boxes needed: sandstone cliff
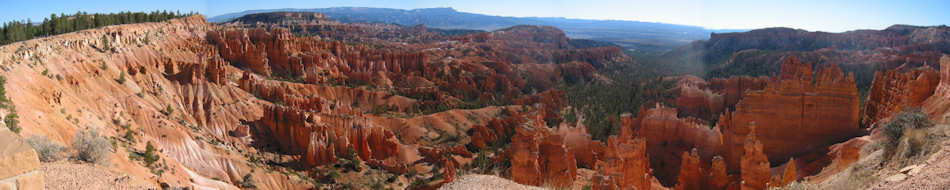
[861,67,939,127]
[923,55,950,121]
[719,57,861,169]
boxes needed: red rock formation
[674,149,702,190]
[621,104,722,185]
[255,105,407,172]
[672,75,768,121]
[923,55,950,121]
[719,57,861,169]
[508,121,578,188]
[538,134,578,187]
[592,136,655,190]
[163,56,229,85]
[806,136,871,183]
[770,158,798,188]
[706,156,732,190]
[681,26,950,79]
[707,76,769,110]
[740,128,769,190]
[861,67,939,127]
[555,125,605,169]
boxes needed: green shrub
[5,112,19,134]
[123,130,135,142]
[239,173,256,188]
[116,72,126,84]
[143,141,159,167]
[161,105,173,116]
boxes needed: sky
[1,0,948,32]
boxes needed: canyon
[0,10,949,190]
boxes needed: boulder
[0,127,44,190]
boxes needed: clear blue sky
[1,0,948,32]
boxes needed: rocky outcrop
[861,67,939,127]
[806,136,871,183]
[254,105,407,172]
[0,127,44,190]
[0,12,635,190]
[770,158,798,188]
[673,82,724,121]
[672,75,768,121]
[508,115,578,188]
[555,125,605,169]
[678,25,950,71]
[740,128,769,190]
[621,105,722,184]
[706,156,732,190]
[923,55,950,121]
[719,57,861,168]
[707,76,769,111]
[592,136,655,190]
[674,149,702,190]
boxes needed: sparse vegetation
[467,150,493,174]
[4,112,19,134]
[582,184,593,190]
[769,181,816,190]
[161,105,174,116]
[0,76,19,134]
[116,72,127,84]
[122,130,135,142]
[26,136,66,162]
[820,108,948,189]
[240,173,257,188]
[100,34,113,53]
[143,141,159,167]
[72,128,113,164]
[880,108,936,161]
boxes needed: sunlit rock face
[861,67,938,127]
[923,55,950,121]
[718,57,861,169]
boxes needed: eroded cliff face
[672,75,768,121]
[591,136,656,190]
[676,25,950,79]
[0,13,632,189]
[0,15,302,189]
[603,57,868,189]
[923,55,950,121]
[740,129,770,190]
[861,67,939,127]
[719,57,861,169]
[620,105,723,185]
[509,120,579,187]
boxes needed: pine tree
[143,141,159,167]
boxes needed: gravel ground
[40,161,155,190]
[439,174,549,190]
[874,138,950,190]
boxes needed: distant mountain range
[208,7,746,52]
